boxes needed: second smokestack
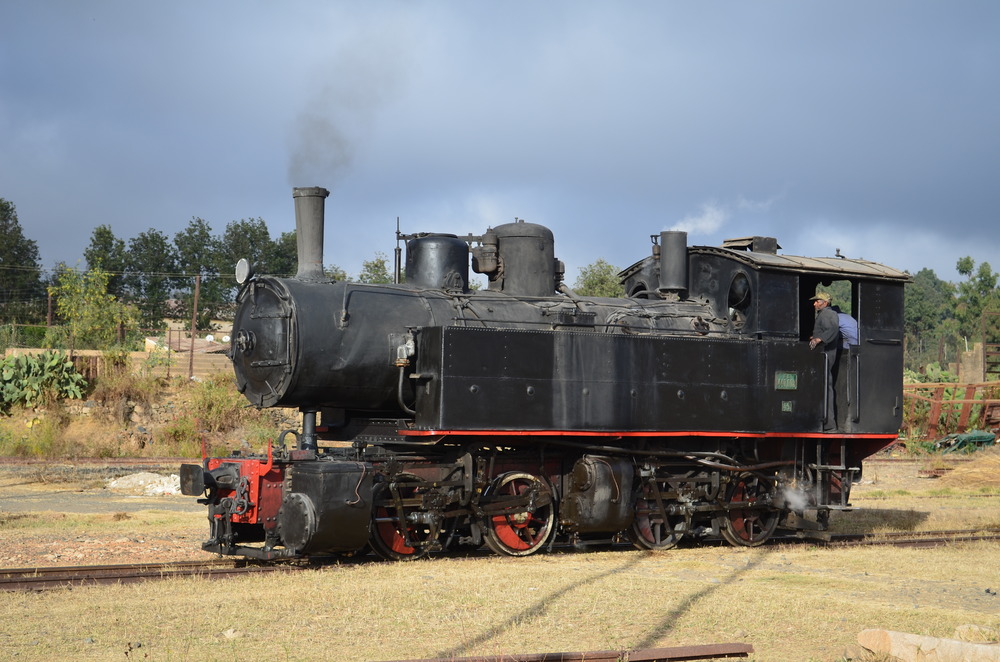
[658,230,688,293]
[292,186,330,280]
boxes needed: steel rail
[0,457,191,466]
[379,642,754,661]
[824,529,1000,548]
[0,559,296,592]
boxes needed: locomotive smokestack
[658,230,688,293]
[293,186,330,280]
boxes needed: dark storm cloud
[1,1,997,284]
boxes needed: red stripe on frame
[396,429,896,440]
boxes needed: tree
[954,257,1000,338]
[903,268,959,371]
[0,198,46,323]
[824,280,853,315]
[270,230,298,277]
[357,251,392,284]
[47,265,139,349]
[124,229,178,330]
[215,218,276,277]
[573,259,622,297]
[174,218,228,330]
[83,225,127,298]
[325,264,349,281]
[904,269,955,338]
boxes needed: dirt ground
[0,463,213,567]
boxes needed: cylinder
[658,230,688,293]
[405,234,469,291]
[293,187,330,281]
[487,221,556,297]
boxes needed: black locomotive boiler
[180,186,908,560]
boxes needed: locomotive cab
[619,234,907,437]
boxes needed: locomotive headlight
[235,258,254,285]
[179,463,206,496]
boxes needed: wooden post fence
[903,382,1000,440]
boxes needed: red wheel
[369,476,437,561]
[718,473,779,547]
[483,473,555,557]
[628,497,689,551]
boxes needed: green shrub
[0,324,16,352]
[0,411,67,458]
[89,355,163,422]
[142,345,174,376]
[239,420,283,448]
[0,423,14,454]
[0,351,87,414]
[41,325,71,350]
[189,374,246,433]
[157,416,199,449]
[155,415,233,458]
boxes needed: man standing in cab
[809,291,840,432]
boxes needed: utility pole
[188,275,201,380]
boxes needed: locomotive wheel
[483,473,555,557]
[718,472,779,547]
[369,476,437,561]
[627,498,690,551]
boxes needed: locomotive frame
[181,187,909,560]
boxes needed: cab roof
[690,245,911,281]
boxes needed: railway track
[381,642,755,661]
[0,457,191,468]
[5,529,999,592]
[0,559,300,592]
[767,528,1000,548]
[825,528,1000,549]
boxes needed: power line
[0,263,248,279]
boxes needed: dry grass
[2,457,999,661]
[0,509,197,534]
[834,490,1000,534]
[827,462,1000,536]
[939,447,1000,490]
[2,461,1000,662]
[2,543,999,661]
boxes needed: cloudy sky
[2,1,998,284]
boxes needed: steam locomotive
[180,187,908,560]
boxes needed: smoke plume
[287,23,410,188]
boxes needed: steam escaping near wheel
[780,486,812,513]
